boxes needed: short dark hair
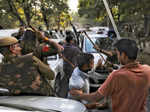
[114,39,138,60]
[77,53,94,69]
[108,30,117,38]
[65,35,73,43]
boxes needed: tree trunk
[144,15,150,37]
[41,6,50,30]
[57,16,60,30]
[23,6,31,25]
[6,0,25,25]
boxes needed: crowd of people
[0,25,150,112]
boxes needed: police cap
[0,37,18,47]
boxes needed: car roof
[84,32,108,39]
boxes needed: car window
[84,36,113,53]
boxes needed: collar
[76,67,89,79]
[121,61,139,69]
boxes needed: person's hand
[36,30,46,40]
[58,53,63,58]
[96,102,109,109]
[29,25,46,40]
[96,58,103,69]
[97,58,103,66]
[93,45,100,51]
[85,102,99,109]
[49,39,64,52]
[29,25,38,32]
[57,44,64,53]
[69,89,83,97]
[85,102,108,109]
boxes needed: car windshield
[85,36,114,53]
[85,38,97,53]
[85,36,111,53]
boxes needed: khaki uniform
[20,29,37,55]
[20,29,58,61]
[33,43,58,64]
[0,53,55,96]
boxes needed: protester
[70,38,150,112]
[68,53,101,110]
[57,34,81,98]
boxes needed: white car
[0,96,87,112]
[79,32,108,66]
[89,26,109,36]
[0,29,19,37]
[79,32,113,92]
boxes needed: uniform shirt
[98,62,150,112]
[68,67,89,104]
[33,43,58,64]
[1,54,54,96]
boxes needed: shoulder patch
[42,45,50,52]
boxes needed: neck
[124,59,136,65]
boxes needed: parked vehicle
[0,29,19,37]
[89,26,109,36]
[79,32,113,92]
[0,96,87,112]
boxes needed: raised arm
[30,25,64,53]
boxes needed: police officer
[20,27,64,64]
[0,36,55,96]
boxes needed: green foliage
[0,0,69,29]
[78,0,150,37]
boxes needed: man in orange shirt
[70,38,150,112]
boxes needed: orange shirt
[98,62,150,112]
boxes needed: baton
[30,25,76,68]
[82,31,118,68]
[59,53,75,69]
[83,31,107,63]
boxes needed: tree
[0,0,69,29]
[78,0,150,37]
